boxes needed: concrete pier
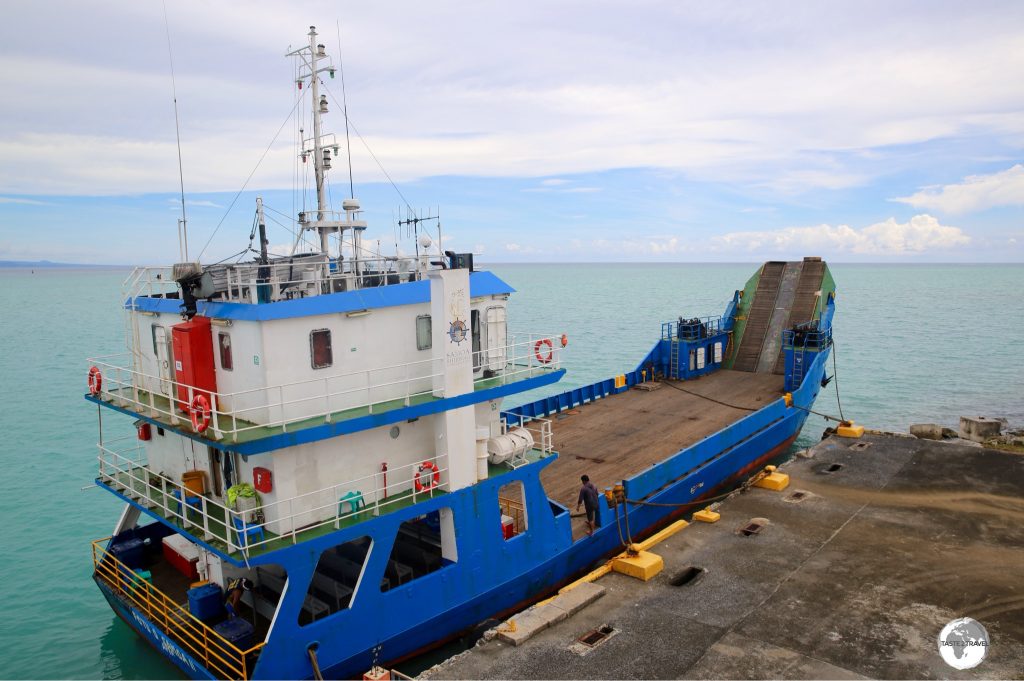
[422,431,1024,679]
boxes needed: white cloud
[504,243,522,252]
[0,197,48,205]
[893,165,1024,214]
[712,214,969,255]
[3,3,1024,195]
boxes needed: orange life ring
[534,338,554,364]
[414,461,441,492]
[560,333,568,348]
[190,394,211,433]
[88,366,103,395]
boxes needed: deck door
[484,305,508,373]
[154,326,174,395]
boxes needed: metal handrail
[97,441,450,555]
[87,333,562,441]
[661,316,723,341]
[498,415,554,458]
[92,537,265,679]
[782,326,832,349]
[123,256,434,305]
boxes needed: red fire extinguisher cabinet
[253,467,273,493]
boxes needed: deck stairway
[773,258,826,374]
[731,261,785,372]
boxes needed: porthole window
[311,329,333,369]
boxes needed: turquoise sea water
[1,263,1022,679]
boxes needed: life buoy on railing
[414,460,441,492]
[190,394,211,433]
[88,366,103,395]
[534,338,554,364]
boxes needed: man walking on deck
[576,475,601,537]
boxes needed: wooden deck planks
[539,370,784,518]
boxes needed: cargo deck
[539,370,784,539]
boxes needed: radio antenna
[163,0,189,261]
[335,20,355,199]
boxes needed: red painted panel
[172,316,218,411]
[253,467,272,493]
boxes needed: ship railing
[782,325,832,349]
[123,265,178,301]
[498,414,555,461]
[86,334,563,441]
[96,438,450,555]
[661,315,723,341]
[123,255,432,305]
[92,536,265,679]
[498,496,527,535]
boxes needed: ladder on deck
[790,346,807,388]
[669,340,681,379]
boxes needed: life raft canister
[414,460,441,492]
[534,338,554,364]
[190,393,211,433]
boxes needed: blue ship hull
[95,279,837,680]
[246,345,826,679]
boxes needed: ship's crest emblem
[447,317,468,345]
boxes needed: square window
[416,315,431,351]
[311,329,333,369]
[218,332,233,371]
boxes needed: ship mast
[288,26,367,267]
[308,27,329,253]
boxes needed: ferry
[85,27,839,680]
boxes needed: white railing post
[161,477,169,517]
[324,378,331,423]
[212,401,221,440]
[227,509,236,553]
[289,499,296,544]
[201,497,211,540]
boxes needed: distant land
[0,260,130,269]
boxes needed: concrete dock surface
[422,431,1024,679]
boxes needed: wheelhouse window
[218,332,233,371]
[416,315,432,351]
[310,329,333,369]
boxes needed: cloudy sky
[1,1,1022,263]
